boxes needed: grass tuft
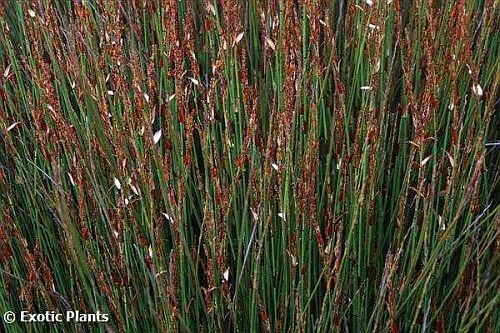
[0,0,498,332]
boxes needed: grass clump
[0,0,498,332]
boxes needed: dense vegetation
[0,0,498,331]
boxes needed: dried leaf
[113,177,122,190]
[234,32,245,45]
[3,64,11,78]
[472,83,483,97]
[222,268,229,282]
[420,155,432,167]
[265,38,276,51]
[7,122,19,131]
[153,129,162,144]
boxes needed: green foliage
[0,0,498,332]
